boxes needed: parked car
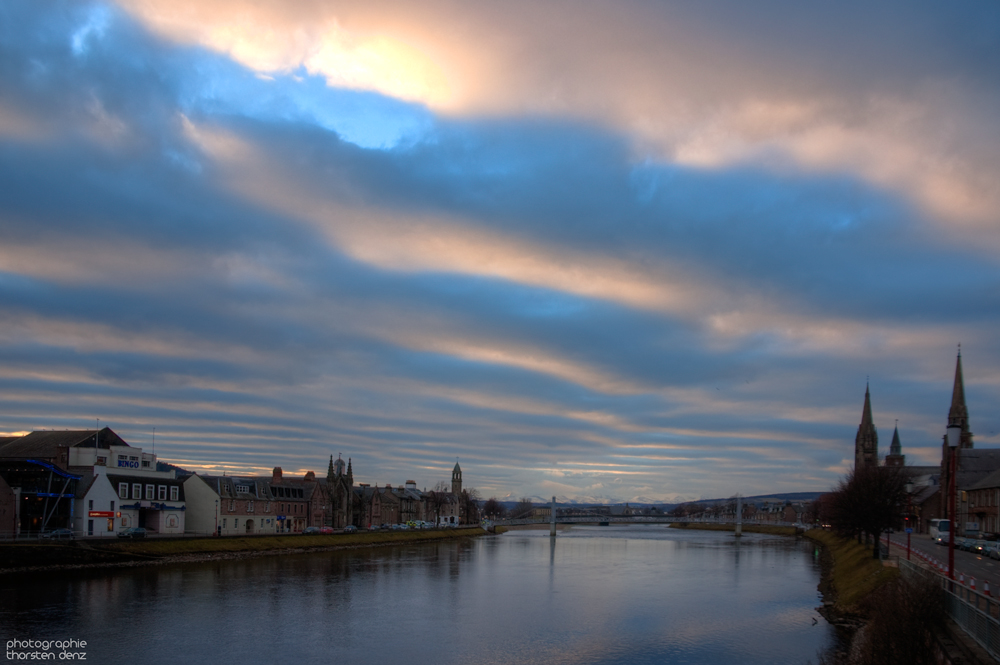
[41,528,74,540]
[302,526,321,535]
[343,525,357,534]
[974,539,989,555]
[319,527,335,534]
[117,527,146,539]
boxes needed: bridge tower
[735,495,742,538]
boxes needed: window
[265,501,270,513]
[145,484,154,500]
[142,461,150,468]
[119,483,128,498]
[229,500,235,511]
[170,486,178,501]
[132,483,142,499]
[158,486,167,501]
[166,514,178,528]
[88,500,93,511]
[129,456,138,462]
[236,484,250,494]
[110,501,114,512]
[248,501,254,513]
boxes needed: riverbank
[803,529,898,613]
[0,527,492,575]
[670,522,801,537]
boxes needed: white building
[69,428,185,537]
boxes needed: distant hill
[157,460,191,476]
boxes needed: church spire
[948,349,973,449]
[861,383,874,429]
[885,421,905,467]
[949,350,968,427]
[855,383,878,469]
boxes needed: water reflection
[0,526,831,664]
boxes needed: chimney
[385,484,392,489]
[272,467,282,483]
[303,471,315,481]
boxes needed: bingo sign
[118,458,140,468]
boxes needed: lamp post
[947,424,961,580]
[214,499,219,537]
[904,482,913,561]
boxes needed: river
[1,525,833,664]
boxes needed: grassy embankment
[0,527,491,572]
[804,528,898,611]
[671,523,897,610]
[669,522,800,537]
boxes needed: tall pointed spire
[861,383,874,428]
[855,383,878,469]
[949,350,968,426]
[948,348,973,449]
[885,421,905,467]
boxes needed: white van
[929,518,950,543]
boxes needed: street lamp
[904,482,913,561]
[214,499,219,537]
[947,423,962,580]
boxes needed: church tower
[947,350,973,449]
[452,462,462,495]
[327,454,353,529]
[885,423,905,467]
[854,384,878,469]
[940,349,973,519]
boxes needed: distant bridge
[496,514,802,528]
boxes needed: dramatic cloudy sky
[1,0,999,503]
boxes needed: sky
[1,0,999,504]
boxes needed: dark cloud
[0,0,998,500]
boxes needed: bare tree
[826,464,909,558]
[425,480,452,525]
[461,488,481,524]
[511,497,534,519]
[482,497,507,519]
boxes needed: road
[885,532,1000,591]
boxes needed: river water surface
[1,526,833,664]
